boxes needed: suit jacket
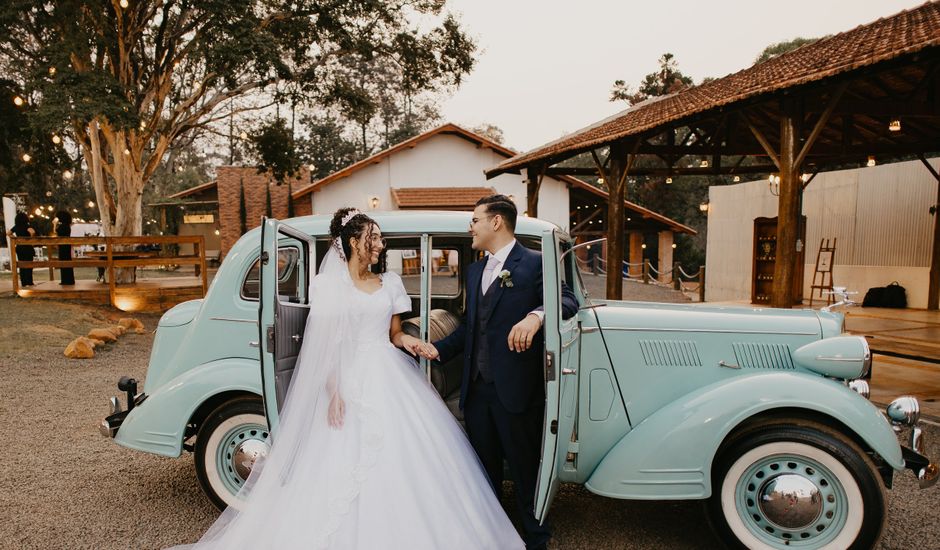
[434,241,579,414]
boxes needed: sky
[439,0,927,152]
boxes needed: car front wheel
[194,397,270,510]
[707,421,886,549]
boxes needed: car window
[384,246,460,297]
[241,247,301,301]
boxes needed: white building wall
[706,157,938,308]
[309,133,570,229]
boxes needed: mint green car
[100,212,936,549]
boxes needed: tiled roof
[168,180,217,199]
[391,187,496,210]
[488,1,940,176]
[292,123,515,199]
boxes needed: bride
[175,208,524,549]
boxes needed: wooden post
[920,155,940,310]
[107,237,116,308]
[198,236,208,296]
[9,235,18,295]
[606,141,630,300]
[642,261,650,284]
[629,231,643,276]
[525,165,543,218]
[772,103,801,309]
[699,266,706,302]
[673,262,681,291]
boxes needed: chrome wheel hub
[232,438,269,480]
[757,474,822,530]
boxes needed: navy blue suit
[434,241,578,549]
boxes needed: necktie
[481,254,500,294]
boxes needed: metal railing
[576,254,705,302]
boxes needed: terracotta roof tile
[391,187,496,210]
[488,2,940,176]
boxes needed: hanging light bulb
[240,131,248,140]
[597,177,605,185]
[119,0,129,7]
[671,243,677,249]
[51,135,61,144]
[21,153,31,162]
[63,170,73,180]
[34,207,43,216]
[48,66,56,76]
[888,119,901,132]
[123,148,131,156]
[13,95,24,106]
[665,177,673,184]
[867,156,876,167]
[88,200,95,208]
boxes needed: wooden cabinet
[752,216,806,305]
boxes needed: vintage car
[100,211,936,549]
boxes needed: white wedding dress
[175,246,524,550]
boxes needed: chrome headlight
[886,396,920,427]
[792,335,869,379]
[848,379,870,399]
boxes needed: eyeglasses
[470,215,493,228]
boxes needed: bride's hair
[329,207,387,274]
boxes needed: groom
[426,194,578,550]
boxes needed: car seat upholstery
[401,309,463,421]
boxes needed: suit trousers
[464,377,551,549]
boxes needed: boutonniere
[497,269,513,288]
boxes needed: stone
[110,325,127,336]
[65,338,95,359]
[119,318,145,334]
[88,328,118,343]
[81,337,104,348]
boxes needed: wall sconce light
[699,202,710,214]
[768,174,781,196]
[700,159,709,168]
[214,229,220,236]
[665,177,673,184]
[369,196,380,210]
[888,119,901,132]
[597,178,605,185]
[867,156,876,167]
[641,243,647,249]
[733,175,740,182]
[671,243,677,249]
[88,200,95,208]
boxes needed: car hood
[590,300,822,336]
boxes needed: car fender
[585,371,902,500]
[114,358,261,457]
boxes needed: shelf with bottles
[753,294,772,303]
[755,274,775,282]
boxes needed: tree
[471,123,505,144]
[754,37,821,65]
[610,53,694,106]
[249,118,302,184]
[298,115,359,180]
[0,0,475,282]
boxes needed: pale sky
[440,0,927,152]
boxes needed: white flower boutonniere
[497,269,513,288]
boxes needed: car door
[259,217,316,432]
[534,229,581,522]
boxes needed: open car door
[259,218,316,433]
[534,229,581,523]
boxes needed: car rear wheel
[707,421,886,549]
[194,397,270,510]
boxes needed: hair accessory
[341,209,360,227]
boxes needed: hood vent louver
[639,340,702,367]
[732,342,794,370]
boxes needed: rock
[64,338,95,359]
[110,325,127,336]
[88,328,118,343]
[119,318,145,334]
[81,337,104,348]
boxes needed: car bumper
[99,376,147,438]
[885,396,938,489]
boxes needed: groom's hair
[476,194,517,232]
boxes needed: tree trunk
[772,103,800,308]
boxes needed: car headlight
[886,396,920,427]
[792,335,869,379]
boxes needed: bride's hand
[417,342,439,360]
[400,334,423,356]
[328,394,345,429]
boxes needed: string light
[665,177,673,184]
[123,148,131,156]
[700,159,709,168]
[597,177,605,185]
[51,135,61,144]
[13,96,24,106]
[671,243,677,249]
[63,170,73,180]
[21,153,31,162]
[240,131,248,140]
[88,200,95,208]
[119,0,128,7]
[48,66,56,76]
[733,175,740,182]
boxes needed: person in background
[7,212,36,287]
[54,210,75,285]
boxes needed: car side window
[241,247,301,301]
[384,246,461,297]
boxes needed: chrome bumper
[98,376,146,438]
[886,396,938,489]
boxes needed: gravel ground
[1,295,937,549]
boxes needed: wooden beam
[772,101,801,308]
[571,208,603,233]
[526,165,545,218]
[794,84,847,169]
[919,154,940,310]
[742,112,781,170]
[605,140,632,300]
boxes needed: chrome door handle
[248,341,260,348]
[718,360,740,369]
[562,368,577,375]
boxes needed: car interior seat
[401,309,463,421]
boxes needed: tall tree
[0,0,475,281]
[610,53,694,106]
[754,37,821,65]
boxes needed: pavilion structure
[486,2,940,308]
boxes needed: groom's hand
[508,313,541,352]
